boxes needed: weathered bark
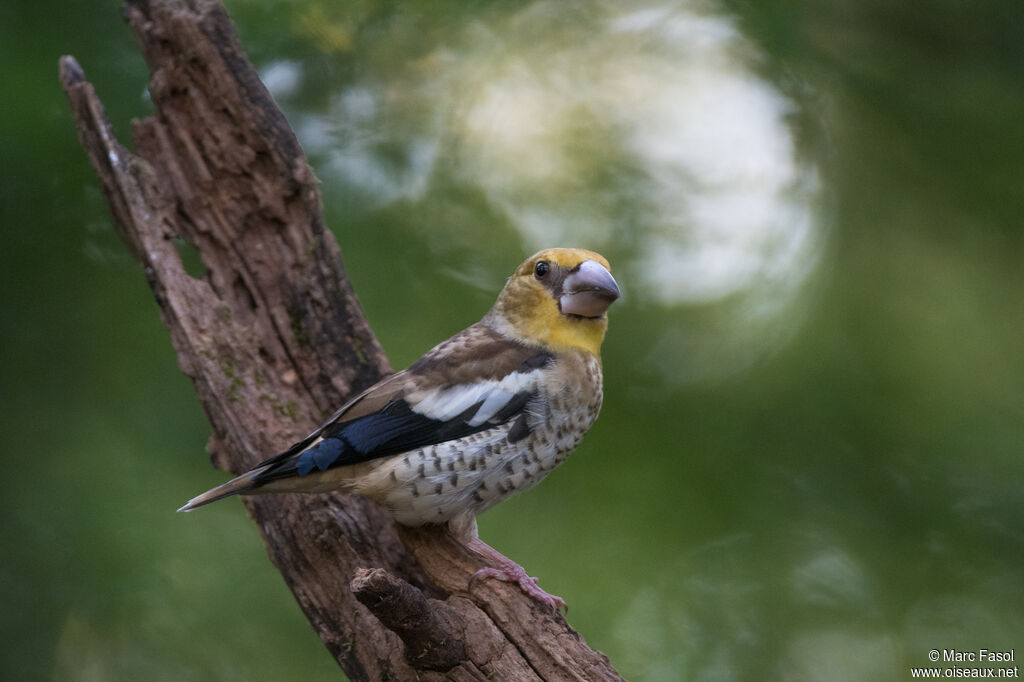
[59,0,624,680]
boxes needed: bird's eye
[534,261,550,279]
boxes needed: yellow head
[485,248,620,356]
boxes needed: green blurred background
[3,0,1023,680]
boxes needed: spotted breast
[350,345,604,527]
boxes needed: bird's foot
[469,563,567,612]
[459,531,567,611]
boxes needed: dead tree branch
[59,0,624,679]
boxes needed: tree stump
[59,0,624,679]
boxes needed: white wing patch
[408,371,538,425]
[468,388,516,426]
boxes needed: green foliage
[3,0,1023,680]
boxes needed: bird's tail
[177,466,268,512]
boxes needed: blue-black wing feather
[253,391,533,484]
[248,329,551,486]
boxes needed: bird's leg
[465,536,567,612]
[447,513,566,611]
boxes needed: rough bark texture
[59,0,624,680]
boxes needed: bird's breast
[356,352,604,526]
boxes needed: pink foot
[470,564,567,612]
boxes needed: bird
[178,247,620,609]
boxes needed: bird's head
[485,248,620,356]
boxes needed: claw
[470,564,567,612]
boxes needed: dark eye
[534,260,550,279]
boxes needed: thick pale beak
[560,260,621,318]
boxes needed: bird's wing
[252,323,552,484]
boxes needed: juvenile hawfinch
[180,248,620,608]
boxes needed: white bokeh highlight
[271,0,825,383]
